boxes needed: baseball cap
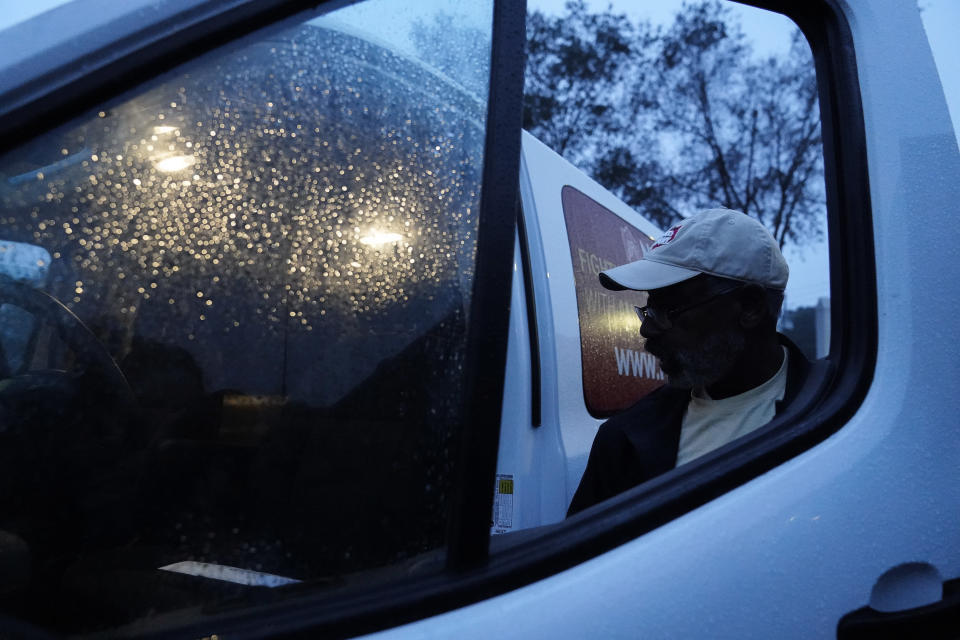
[599,208,789,292]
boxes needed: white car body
[0,0,956,637]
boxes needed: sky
[527,0,960,308]
[528,0,960,135]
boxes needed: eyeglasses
[635,284,745,329]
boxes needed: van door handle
[837,576,960,639]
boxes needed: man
[567,208,814,517]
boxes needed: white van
[0,0,956,637]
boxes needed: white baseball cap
[599,208,789,291]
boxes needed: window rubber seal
[517,200,543,428]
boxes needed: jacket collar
[777,332,812,413]
[620,333,813,472]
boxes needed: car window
[503,0,841,534]
[0,0,493,633]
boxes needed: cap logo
[650,225,682,250]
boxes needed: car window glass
[0,0,492,633]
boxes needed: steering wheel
[0,275,134,406]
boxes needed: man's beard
[648,330,746,390]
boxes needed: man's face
[639,276,746,390]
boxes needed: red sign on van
[561,186,665,417]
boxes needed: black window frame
[0,0,877,637]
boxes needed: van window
[0,0,493,633]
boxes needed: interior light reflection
[612,305,642,333]
[359,230,403,246]
[154,155,196,172]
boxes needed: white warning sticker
[491,473,514,535]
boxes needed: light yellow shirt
[676,347,789,467]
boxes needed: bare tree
[652,2,824,246]
[524,1,646,169]
[523,0,825,247]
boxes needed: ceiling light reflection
[359,230,403,246]
[154,155,196,172]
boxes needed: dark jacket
[567,334,813,517]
